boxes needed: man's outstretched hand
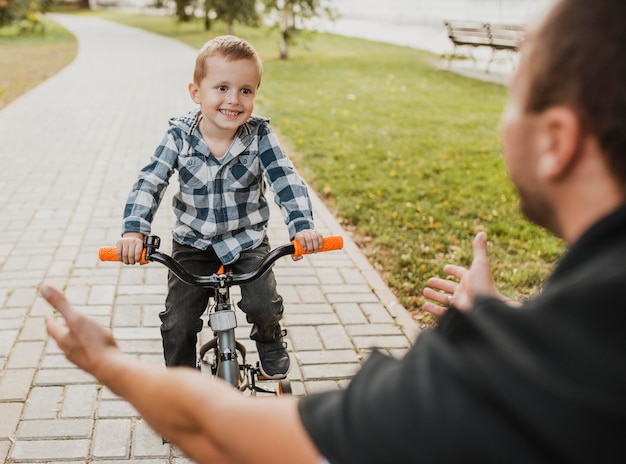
[423,232,502,315]
[42,285,119,378]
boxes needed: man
[44,0,626,462]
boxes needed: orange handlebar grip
[99,247,120,261]
[98,247,148,264]
[292,235,344,257]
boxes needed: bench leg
[486,48,496,74]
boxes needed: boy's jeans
[160,237,284,368]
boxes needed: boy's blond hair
[193,35,263,86]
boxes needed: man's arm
[42,286,322,464]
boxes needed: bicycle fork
[209,290,240,386]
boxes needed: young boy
[117,35,323,379]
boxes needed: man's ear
[188,82,200,104]
[536,106,582,181]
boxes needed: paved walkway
[0,14,419,463]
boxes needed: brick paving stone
[60,384,99,418]
[334,303,369,324]
[346,323,404,336]
[96,399,139,419]
[0,308,26,320]
[339,267,368,284]
[112,327,162,340]
[6,342,45,369]
[361,302,396,324]
[17,317,47,342]
[112,305,141,327]
[296,285,330,303]
[318,325,353,350]
[327,292,379,304]
[40,354,74,369]
[0,369,36,402]
[29,297,57,316]
[116,284,167,296]
[352,335,412,350]
[277,284,300,304]
[0,402,23,438]
[21,386,63,420]
[316,267,343,284]
[287,302,334,314]
[16,418,92,439]
[0,329,19,358]
[92,419,132,459]
[64,286,90,305]
[296,349,361,365]
[304,380,343,394]
[288,326,324,351]
[4,287,37,308]
[116,339,164,355]
[34,368,94,386]
[97,461,167,464]
[284,313,339,326]
[9,438,91,461]
[301,363,361,380]
[0,440,9,464]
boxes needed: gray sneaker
[256,331,290,380]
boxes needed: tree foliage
[262,0,336,59]
[0,0,51,29]
[211,0,259,35]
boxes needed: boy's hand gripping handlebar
[98,235,344,287]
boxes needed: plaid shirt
[122,109,314,264]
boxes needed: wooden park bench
[443,20,525,73]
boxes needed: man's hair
[526,0,626,187]
[193,35,263,86]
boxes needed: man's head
[193,35,263,87]
[502,0,626,240]
[525,0,626,184]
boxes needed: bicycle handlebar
[98,235,343,288]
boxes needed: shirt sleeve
[121,130,179,235]
[257,123,314,238]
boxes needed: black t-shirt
[299,205,626,464]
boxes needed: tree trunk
[279,3,293,60]
[279,29,288,60]
[175,0,190,22]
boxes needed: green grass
[11,10,565,324]
[0,18,78,109]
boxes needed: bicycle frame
[99,234,343,394]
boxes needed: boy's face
[188,55,261,135]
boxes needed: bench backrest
[444,21,490,46]
[485,23,525,50]
[444,21,525,49]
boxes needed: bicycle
[98,234,343,396]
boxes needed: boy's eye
[217,85,227,92]
[241,89,252,95]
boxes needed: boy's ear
[536,106,582,181]
[188,82,200,103]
